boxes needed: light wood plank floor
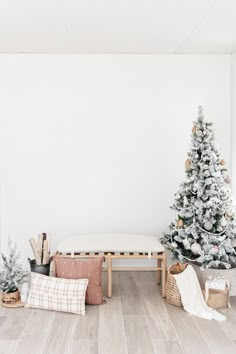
[0,271,236,354]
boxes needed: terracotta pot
[2,290,20,304]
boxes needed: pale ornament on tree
[191,242,202,255]
[204,221,213,231]
[225,212,233,220]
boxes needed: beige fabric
[174,265,226,321]
[57,234,164,254]
[25,272,88,315]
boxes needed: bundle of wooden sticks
[29,233,51,265]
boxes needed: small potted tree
[0,239,27,304]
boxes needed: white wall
[0,54,231,268]
[231,53,236,197]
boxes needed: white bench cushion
[57,234,164,254]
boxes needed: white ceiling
[0,0,236,53]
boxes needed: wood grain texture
[219,299,236,341]
[132,271,156,283]
[117,272,143,315]
[0,340,18,354]
[71,340,98,354]
[74,305,99,340]
[124,315,154,354]
[164,301,211,354]
[193,316,236,354]
[152,339,183,354]
[0,317,6,327]
[15,309,55,354]
[137,282,176,340]
[0,308,32,340]
[99,302,127,354]
[43,313,76,354]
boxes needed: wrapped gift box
[202,287,230,309]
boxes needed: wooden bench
[56,234,167,298]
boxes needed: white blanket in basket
[174,265,226,321]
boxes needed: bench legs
[161,252,167,298]
[157,258,161,284]
[105,252,166,299]
[107,253,112,298]
[157,253,166,297]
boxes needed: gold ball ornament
[185,159,191,171]
[225,212,233,220]
[220,159,225,166]
[192,125,196,134]
[177,219,184,228]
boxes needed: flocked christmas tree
[161,106,236,269]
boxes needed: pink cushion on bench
[54,256,105,305]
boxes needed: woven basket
[166,263,188,307]
[2,290,20,304]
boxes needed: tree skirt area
[191,263,236,296]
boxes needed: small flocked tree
[0,238,26,293]
[161,107,236,269]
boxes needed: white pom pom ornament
[204,221,213,231]
[191,242,202,255]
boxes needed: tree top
[198,105,204,121]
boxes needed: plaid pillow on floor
[25,272,88,315]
